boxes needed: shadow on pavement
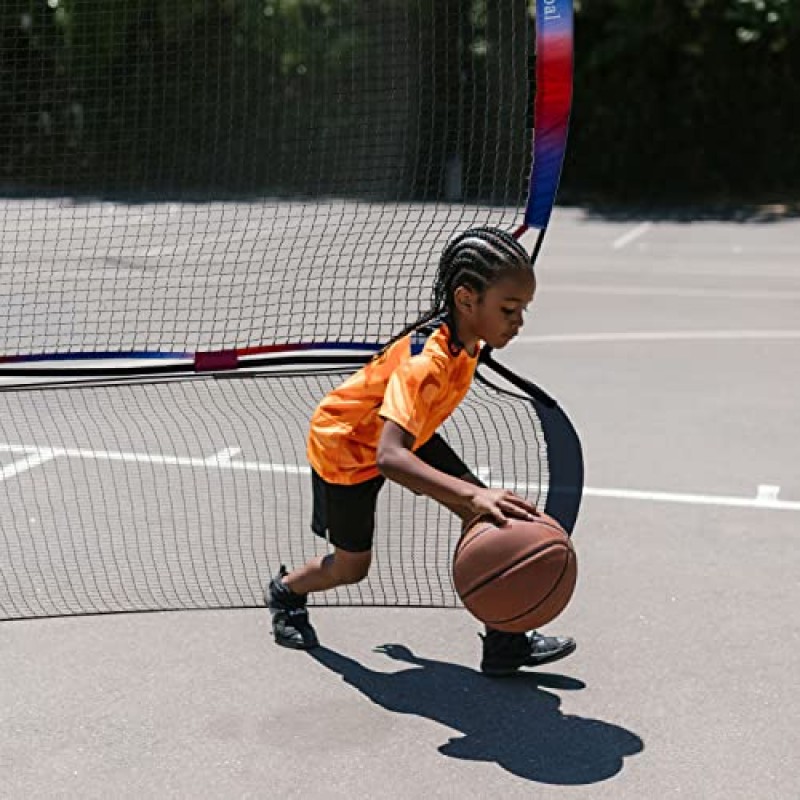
[309,643,644,785]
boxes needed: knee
[339,561,371,585]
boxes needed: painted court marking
[578,484,793,511]
[612,222,651,250]
[516,329,800,345]
[545,284,800,301]
[2,443,797,512]
[0,448,59,482]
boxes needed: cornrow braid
[376,226,531,356]
[433,227,531,314]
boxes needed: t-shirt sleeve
[379,353,445,441]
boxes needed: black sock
[275,576,308,604]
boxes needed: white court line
[1,443,797,512]
[581,485,797,511]
[494,482,798,511]
[0,448,59,482]
[516,329,800,345]
[612,222,651,250]
[204,447,242,466]
[546,284,800,301]
[757,484,780,502]
[0,443,308,475]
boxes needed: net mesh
[0,369,548,619]
[0,1,533,356]
[0,1,575,621]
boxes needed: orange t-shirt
[307,321,480,484]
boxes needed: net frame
[0,0,574,378]
[0,0,582,620]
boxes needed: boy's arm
[376,420,536,525]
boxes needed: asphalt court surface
[2,207,799,798]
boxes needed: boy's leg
[268,547,372,650]
[283,548,372,595]
[267,564,319,650]
[479,629,577,677]
[267,471,383,650]
[415,433,577,676]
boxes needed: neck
[447,314,479,357]
[460,335,480,357]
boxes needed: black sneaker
[266,566,319,650]
[480,629,576,677]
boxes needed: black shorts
[310,433,480,553]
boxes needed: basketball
[453,514,577,633]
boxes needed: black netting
[0,2,584,622]
[0,367,551,619]
[0,1,534,356]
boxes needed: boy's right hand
[467,487,539,526]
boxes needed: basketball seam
[459,541,570,600]
[456,516,565,562]
[485,548,575,627]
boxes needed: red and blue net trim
[516,0,574,241]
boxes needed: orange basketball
[453,514,577,633]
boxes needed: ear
[453,285,478,315]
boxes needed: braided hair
[380,226,532,353]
